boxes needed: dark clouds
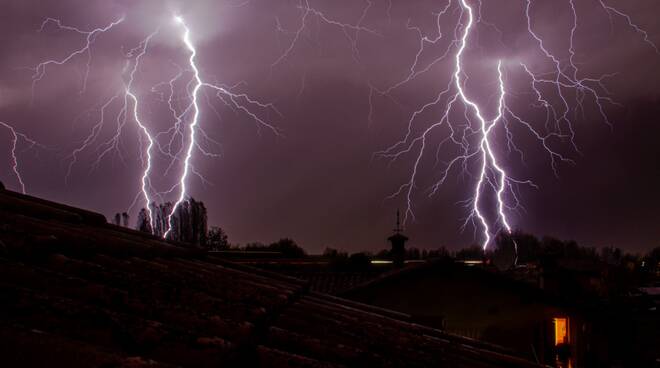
[1,0,659,253]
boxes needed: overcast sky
[1,0,659,253]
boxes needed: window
[553,317,569,345]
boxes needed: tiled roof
[0,186,543,367]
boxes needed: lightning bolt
[124,30,160,233]
[373,0,658,251]
[0,122,44,194]
[374,1,526,250]
[164,16,201,238]
[271,0,382,96]
[454,2,510,249]
[163,15,281,238]
[271,0,380,68]
[25,13,280,238]
[12,2,658,250]
[30,17,125,99]
[5,17,121,195]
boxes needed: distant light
[457,260,483,265]
[371,260,393,264]
[174,16,183,24]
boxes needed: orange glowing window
[553,317,569,345]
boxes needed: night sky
[1,0,659,254]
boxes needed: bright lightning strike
[160,14,281,238]
[164,14,281,238]
[371,0,659,252]
[453,1,509,249]
[25,13,280,238]
[125,30,159,233]
[164,15,202,238]
[9,1,658,251]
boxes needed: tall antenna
[394,209,403,234]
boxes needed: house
[342,259,587,367]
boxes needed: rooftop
[0,186,543,367]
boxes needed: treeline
[118,200,660,277]
[207,226,307,258]
[322,230,660,276]
[114,198,210,247]
[493,230,660,270]
[118,198,307,257]
[136,198,208,246]
[491,231,660,298]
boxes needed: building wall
[344,263,583,367]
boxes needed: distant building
[342,260,587,367]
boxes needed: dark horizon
[1,0,659,254]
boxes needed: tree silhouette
[268,238,306,258]
[243,238,306,258]
[455,244,483,261]
[112,212,130,227]
[136,208,152,234]
[136,198,208,246]
[207,226,229,251]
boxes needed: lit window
[553,317,569,345]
